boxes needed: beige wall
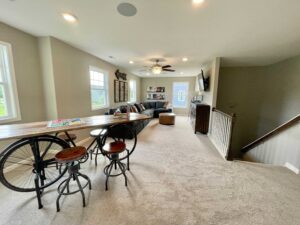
[201,58,220,108]
[39,37,141,141]
[48,37,141,119]
[38,37,58,120]
[217,55,300,157]
[0,22,142,146]
[0,22,46,123]
[0,22,46,149]
[141,76,196,115]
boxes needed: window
[172,82,189,108]
[89,66,109,110]
[129,80,137,102]
[0,41,20,123]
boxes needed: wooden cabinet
[190,103,210,134]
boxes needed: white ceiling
[1,0,300,77]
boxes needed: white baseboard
[284,162,299,174]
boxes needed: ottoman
[159,113,176,125]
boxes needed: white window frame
[172,82,189,108]
[89,66,109,111]
[0,41,21,124]
[129,80,137,103]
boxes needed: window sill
[0,116,21,124]
[91,105,110,111]
[172,106,188,109]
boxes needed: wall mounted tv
[198,70,209,91]
[198,69,209,91]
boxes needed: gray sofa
[105,101,172,138]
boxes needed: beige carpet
[0,116,300,225]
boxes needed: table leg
[34,175,43,209]
[64,131,77,147]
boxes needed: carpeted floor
[0,116,300,225]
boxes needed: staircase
[241,114,300,174]
[209,108,300,174]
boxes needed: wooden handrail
[212,107,236,119]
[242,114,300,153]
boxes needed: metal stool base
[88,138,104,166]
[56,162,91,212]
[104,155,127,191]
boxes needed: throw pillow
[163,101,169,108]
[129,106,134,112]
[131,105,139,113]
[140,103,146,111]
[120,106,127,113]
[134,103,143,113]
[108,108,117,115]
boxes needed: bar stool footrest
[57,176,90,196]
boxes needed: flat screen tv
[198,69,209,91]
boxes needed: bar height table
[0,113,150,209]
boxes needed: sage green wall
[217,55,300,158]
[141,77,196,115]
[258,55,300,135]
[0,22,46,123]
[217,67,267,157]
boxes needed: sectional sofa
[106,101,172,138]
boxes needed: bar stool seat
[55,146,87,163]
[103,141,126,154]
[55,146,91,212]
[88,129,107,165]
[102,141,127,190]
[90,129,106,137]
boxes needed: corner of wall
[38,37,58,120]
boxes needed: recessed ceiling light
[62,13,78,23]
[192,0,205,5]
[182,57,188,62]
[129,61,134,64]
[180,72,184,75]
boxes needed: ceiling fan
[147,59,175,75]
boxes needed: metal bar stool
[87,129,107,165]
[55,146,91,212]
[102,124,137,171]
[102,141,127,191]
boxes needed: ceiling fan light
[152,66,162,75]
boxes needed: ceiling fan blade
[163,69,175,72]
[162,65,171,69]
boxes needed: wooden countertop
[0,113,150,141]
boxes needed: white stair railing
[209,108,235,160]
